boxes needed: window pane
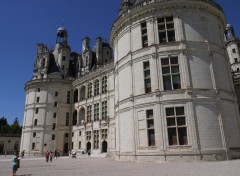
[142,29,147,34]
[167,23,174,29]
[171,66,179,73]
[158,18,165,23]
[147,119,154,128]
[168,31,175,42]
[177,117,186,126]
[167,118,176,126]
[176,107,184,115]
[144,70,151,77]
[148,129,155,146]
[172,75,181,89]
[141,22,147,28]
[161,58,169,65]
[168,128,177,145]
[146,110,153,118]
[166,108,174,116]
[159,32,167,43]
[170,57,178,64]
[163,76,172,90]
[162,67,170,74]
[144,62,150,69]
[178,127,188,145]
[158,24,165,30]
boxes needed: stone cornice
[110,0,225,46]
[25,78,72,91]
[72,61,114,87]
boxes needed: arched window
[79,107,85,124]
[80,86,86,101]
[72,110,77,126]
[94,79,99,96]
[73,89,78,103]
[88,83,92,98]
[102,76,107,93]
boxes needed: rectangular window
[72,132,74,137]
[86,131,91,141]
[102,101,108,121]
[52,134,55,140]
[88,83,92,98]
[143,61,151,93]
[79,131,81,136]
[233,48,236,53]
[146,110,155,146]
[37,88,40,92]
[67,91,71,104]
[94,103,99,121]
[66,112,69,126]
[62,56,66,61]
[34,119,38,126]
[53,113,57,118]
[79,141,81,149]
[235,58,238,63]
[55,92,58,96]
[54,102,58,107]
[166,107,188,146]
[161,57,181,90]
[141,22,148,47]
[87,105,92,123]
[158,16,175,43]
[36,97,40,103]
[32,143,35,150]
[33,132,36,137]
[93,130,99,149]
[94,80,100,96]
[65,133,69,138]
[102,129,108,140]
[52,123,56,130]
[35,108,39,114]
[102,76,107,93]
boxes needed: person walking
[45,151,49,163]
[49,152,53,162]
[54,150,58,159]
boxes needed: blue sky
[0,0,239,125]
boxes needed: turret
[96,37,103,65]
[53,27,71,75]
[225,24,240,81]
[33,44,50,80]
[82,37,91,52]
[56,27,68,44]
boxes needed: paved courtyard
[0,155,240,176]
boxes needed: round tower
[20,28,73,157]
[111,0,240,161]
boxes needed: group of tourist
[45,150,60,162]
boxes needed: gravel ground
[0,155,240,176]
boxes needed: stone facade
[21,0,240,161]
[0,134,21,155]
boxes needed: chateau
[21,0,240,162]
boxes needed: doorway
[102,141,108,153]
